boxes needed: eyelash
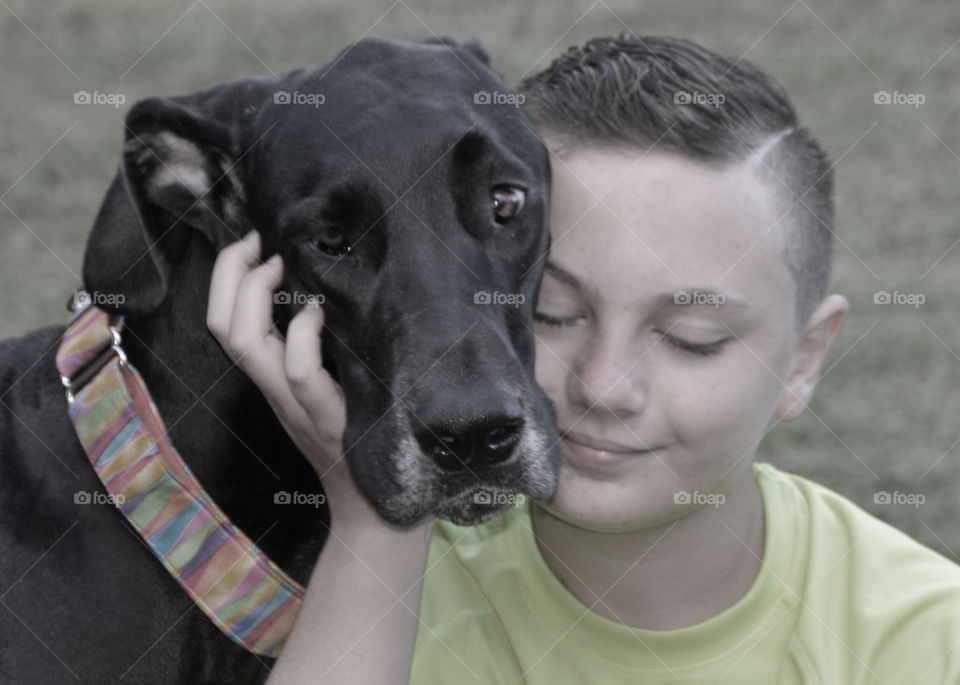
[535,313,728,357]
[533,312,574,327]
[660,334,729,357]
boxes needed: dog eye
[317,229,351,256]
[491,186,525,224]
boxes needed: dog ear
[82,93,253,315]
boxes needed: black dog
[0,38,557,683]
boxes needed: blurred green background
[1,1,958,556]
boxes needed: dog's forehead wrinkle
[277,172,384,221]
[452,127,534,177]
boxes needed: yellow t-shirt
[411,463,960,683]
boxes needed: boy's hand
[206,230,378,526]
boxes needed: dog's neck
[114,242,328,581]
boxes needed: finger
[284,304,346,429]
[224,255,299,410]
[226,303,313,434]
[207,231,300,416]
[207,230,261,342]
[227,254,284,360]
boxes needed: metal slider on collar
[60,319,127,404]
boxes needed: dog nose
[414,394,526,470]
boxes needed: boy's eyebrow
[544,261,750,311]
[658,290,751,312]
[543,260,586,291]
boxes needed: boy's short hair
[519,34,834,329]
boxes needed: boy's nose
[571,338,648,417]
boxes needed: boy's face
[533,144,804,530]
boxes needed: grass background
[1,0,958,556]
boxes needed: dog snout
[417,414,526,470]
[413,387,526,470]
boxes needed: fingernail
[267,253,281,264]
[244,230,260,241]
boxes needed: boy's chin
[535,475,687,533]
[534,498,659,533]
[537,455,761,534]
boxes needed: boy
[208,34,960,683]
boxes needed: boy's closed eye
[534,310,730,357]
[657,332,730,357]
[534,259,762,360]
[532,311,579,328]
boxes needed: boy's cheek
[533,350,567,408]
[664,373,773,474]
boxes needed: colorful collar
[55,302,303,657]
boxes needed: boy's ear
[775,294,849,422]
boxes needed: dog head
[83,38,559,525]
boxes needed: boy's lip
[560,429,659,469]
[561,429,654,454]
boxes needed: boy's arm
[207,231,435,683]
[267,511,434,684]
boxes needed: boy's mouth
[560,430,660,470]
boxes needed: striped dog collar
[55,302,303,657]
